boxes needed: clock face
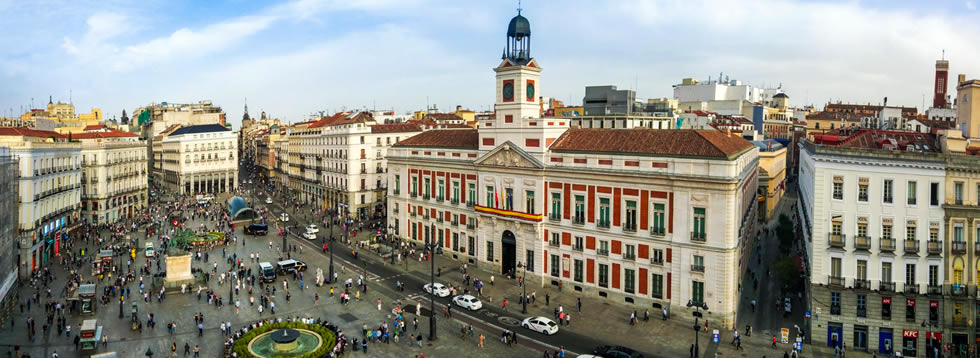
[526,83,535,100]
[502,82,514,100]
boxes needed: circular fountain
[247,328,322,357]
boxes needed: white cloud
[61,12,127,56]
[968,1,977,10]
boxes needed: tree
[773,256,802,294]
[776,214,795,252]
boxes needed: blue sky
[1,0,979,129]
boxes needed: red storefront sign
[926,332,942,340]
[882,297,892,305]
[907,299,916,307]
[903,330,919,338]
[930,301,939,308]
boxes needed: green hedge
[230,321,337,358]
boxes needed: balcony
[466,223,475,230]
[409,211,416,217]
[854,235,871,250]
[853,278,871,290]
[597,220,610,229]
[623,253,636,260]
[828,275,844,287]
[597,249,609,256]
[436,217,443,223]
[952,241,967,255]
[572,216,585,225]
[548,240,560,248]
[435,196,443,203]
[951,284,969,297]
[904,283,920,295]
[904,240,920,254]
[651,257,664,266]
[974,241,980,255]
[450,199,459,205]
[410,192,417,198]
[572,245,584,252]
[828,233,845,248]
[650,227,665,237]
[466,201,475,208]
[927,284,943,296]
[880,237,895,252]
[691,232,706,242]
[879,281,895,292]
[623,225,637,233]
[927,240,942,255]
[548,214,561,222]
[422,195,430,200]
[691,264,705,273]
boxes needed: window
[525,250,534,272]
[652,203,666,234]
[550,255,559,277]
[549,232,560,247]
[598,240,609,256]
[693,255,704,271]
[467,183,475,205]
[883,179,893,203]
[574,260,583,282]
[504,188,513,210]
[486,186,494,207]
[907,181,916,205]
[831,257,842,279]
[906,222,916,241]
[833,176,843,200]
[452,233,459,251]
[929,265,939,287]
[598,264,609,288]
[652,248,664,265]
[831,221,842,236]
[624,269,635,294]
[930,182,939,206]
[882,262,892,284]
[624,200,637,232]
[857,260,867,281]
[598,198,610,228]
[525,191,534,214]
[831,292,841,315]
[857,295,867,318]
[411,177,418,196]
[573,236,583,251]
[486,242,494,261]
[624,245,636,260]
[691,281,704,305]
[573,195,585,224]
[853,326,868,352]
[882,297,892,320]
[394,175,400,195]
[955,182,964,204]
[652,274,664,298]
[550,193,561,220]
[436,180,444,201]
[906,263,916,288]
[882,222,893,239]
[906,299,916,322]
[424,178,430,199]
[452,182,459,203]
[692,207,706,240]
[857,222,868,237]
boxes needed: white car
[452,295,483,311]
[423,283,451,297]
[306,224,319,235]
[302,232,316,240]
[280,213,290,222]
[265,197,273,204]
[521,316,559,335]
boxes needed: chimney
[960,74,967,85]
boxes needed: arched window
[954,257,964,285]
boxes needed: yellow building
[755,140,786,222]
[956,75,980,138]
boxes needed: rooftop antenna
[517,0,522,14]
[942,49,945,61]
[69,89,72,104]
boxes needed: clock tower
[493,9,541,128]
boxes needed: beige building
[159,124,238,195]
[956,76,980,139]
[755,140,787,222]
[74,127,148,224]
[0,127,81,278]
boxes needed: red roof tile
[551,128,754,159]
[309,112,373,128]
[393,129,479,149]
[0,127,67,139]
[83,124,107,131]
[426,113,465,122]
[371,123,422,134]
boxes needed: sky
[1,0,979,129]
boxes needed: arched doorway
[501,230,516,276]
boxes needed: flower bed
[231,321,337,358]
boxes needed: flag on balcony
[494,186,499,209]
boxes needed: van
[245,223,268,235]
[259,262,276,282]
[145,243,154,257]
[276,259,306,274]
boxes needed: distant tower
[120,109,129,124]
[934,58,950,108]
[242,101,253,127]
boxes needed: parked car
[592,345,644,358]
[306,224,319,235]
[276,259,306,274]
[302,232,316,240]
[422,283,450,297]
[521,316,559,335]
[452,295,483,311]
[265,197,273,204]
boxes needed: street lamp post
[428,242,437,341]
[687,300,709,358]
[517,261,528,314]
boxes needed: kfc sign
[903,330,919,338]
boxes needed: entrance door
[501,230,516,276]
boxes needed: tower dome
[507,14,530,38]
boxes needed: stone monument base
[164,254,195,290]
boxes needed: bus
[259,262,276,282]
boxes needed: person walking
[576,298,581,312]
[478,333,485,348]
[502,298,507,311]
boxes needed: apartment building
[74,127,148,224]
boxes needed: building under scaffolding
[0,147,19,313]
